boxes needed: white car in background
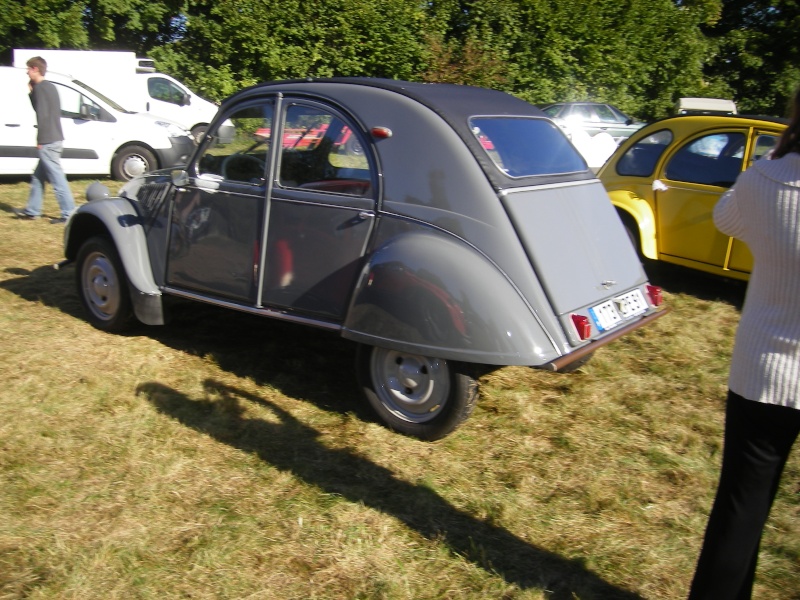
[0,66,194,180]
[540,102,647,171]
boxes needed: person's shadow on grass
[138,378,645,600]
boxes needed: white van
[13,49,219,140]
[0,66,194,180]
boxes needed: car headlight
[155,120,192,138]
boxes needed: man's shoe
[13,209,39,220]
[49,217,68,224]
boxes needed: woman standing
[688,87,800,599]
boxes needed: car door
[143,76,190,125]
[0,73,38,174]
[725,130,783,273]
[592,104,627,139]
[54,82,118,175]
[165,99,273,302]
[654,129,747,269]
[264,99,377,319]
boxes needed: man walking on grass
[14,56,75,224]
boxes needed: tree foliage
[0,0,185,58]
[0,0,796,119]
[703,0,800,115]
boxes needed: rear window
[470,117,587,177]
[616,129,673,177]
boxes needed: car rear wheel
[76,236,134,332]
[356,345,478,440]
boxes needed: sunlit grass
[0,179,797,599]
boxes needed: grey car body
[63,78,667,440]
[540,102,645,143]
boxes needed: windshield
[73,79,132,113]
[470,117,587,177]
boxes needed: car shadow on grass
[139,378,645,600]
[0,262,368,421]
[154,299,370,419]
[642,259,748,309]
[0,263,87,320]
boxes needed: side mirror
[79,104,100,121]
[171,169,189,187]
[181,94,191,107]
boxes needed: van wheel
[76,236,134,332]
[356,345,478,441]
[112,145,156,180]
[191,125,208,143]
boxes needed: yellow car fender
[606,189,658,259]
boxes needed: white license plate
[589,289,648,331]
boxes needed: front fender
[607,189,657,259]
[65,198,165,325]
[343,231,561,366]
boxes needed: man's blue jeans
[26,141,76,218]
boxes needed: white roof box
[676,97,738,115]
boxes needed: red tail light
[571,314,591,340]
[371,126,392,139]
[646,284,663,307]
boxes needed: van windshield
[470,117,587,177]
[73,79,132,113]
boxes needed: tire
[75,236,134,332]
[356,345,479,441]
[617,210,642,258]
[111,145,157,181]
[191,125,208,143]
[625,224,640,255]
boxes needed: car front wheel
[111,145,156,180]
[76,236,134,332]
[356,345,478,441]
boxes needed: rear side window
[470,117,587,177]
[752,133,778,162]
[616,129,673,177]
[278,104,372,196]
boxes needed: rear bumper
[539,307,671,372]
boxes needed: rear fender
[65,198,165,325]
[607,190,657,259]
[342,231,561,366]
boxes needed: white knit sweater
[714,152,800,409]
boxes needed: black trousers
[688,391,800,599]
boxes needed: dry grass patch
[0,180,797,599]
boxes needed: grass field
[0,179,797,599]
